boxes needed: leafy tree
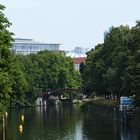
[79,62,85,75]
[83,44,106,96]
[9,56,28,106]
[103,26,131,97]
[18,51,81,104]
[0,4,14,111]
[83,21,140,100]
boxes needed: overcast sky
[1,0,140,50]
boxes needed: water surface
[0,105,140,140]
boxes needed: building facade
[73,57,87,71]
[66,47,89,71]
[12,38,60,55]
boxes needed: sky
[1,0,140,51]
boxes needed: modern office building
[66,47,89,71]
[12,38,60,55]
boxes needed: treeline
[1,50,81,111]
[0,4,81,111]
[1,49,81,111]
[16,51,81,106]
[83,21,140,99]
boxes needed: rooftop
[73,57,86,64]
[13,38,60,45]
[66,47,90,58]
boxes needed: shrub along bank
[80,99,119,111]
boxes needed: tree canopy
[0,4,14,111]
[83,22,140,99]
[17,51,81,105]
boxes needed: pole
[2,115,6,140]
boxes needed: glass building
[12,38,60,55]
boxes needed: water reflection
[82,111,140,140]
[0,105,140,140]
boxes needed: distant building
[66,47,89,70]
[73,57,87,71]
[12,38,60,55]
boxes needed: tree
[83,44,106,96]
[18,50,81,104]
[9,56,28,107]
[79,62,85,75]
[83,22,140,100]
[103,26,131,97]
[0,4,14,111]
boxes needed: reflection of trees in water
[39,105,81,139]
[0,124,2,140]
[6,108,32,140]
[6,105,82,140]
[119,124,139,140]
[4,107,140,140]
[82,112,116,140]
[82,109,140,140]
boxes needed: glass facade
[12,38,60,55]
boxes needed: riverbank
[80,98,119,111]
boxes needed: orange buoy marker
[21,115,24,122]
[19,125,23,134]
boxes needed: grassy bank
[80,99,119,111]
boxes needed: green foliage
[80,99,119,112]
[83,21,140,100]
[83,44,106,96]
[0,4,28,110]
[17,51,81,104]
[0,4,14,111]
[9,56,28,106]
[79,62,85,75]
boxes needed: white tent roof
[66,47,90,58]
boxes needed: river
[0,105,140,140]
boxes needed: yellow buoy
[21,115,24,122]
[19,125,23,133]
